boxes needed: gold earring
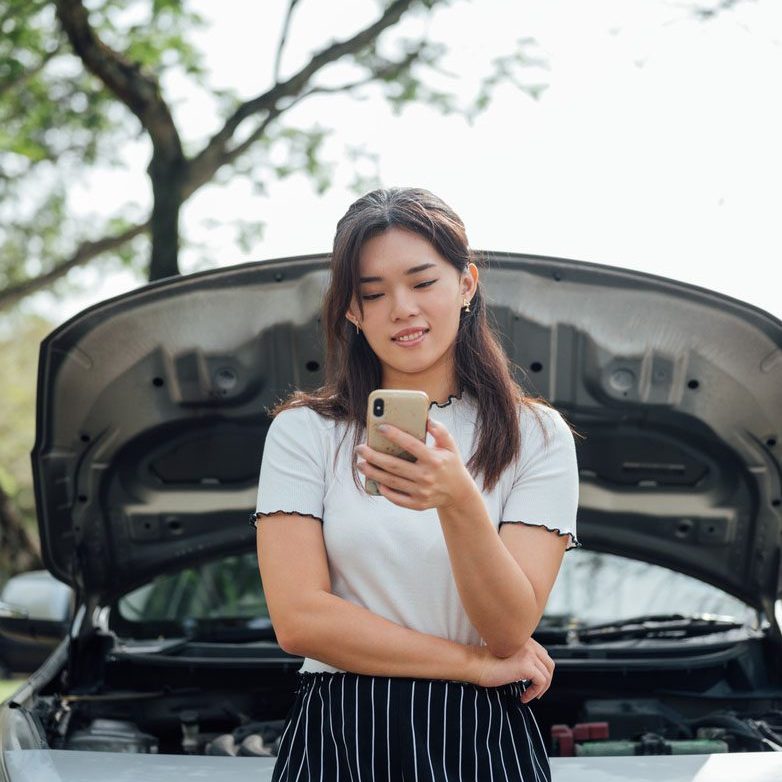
[462,297,471,313]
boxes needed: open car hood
[31,254,782,617]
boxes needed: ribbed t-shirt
[251,391,580,674]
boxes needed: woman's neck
[380,367,460,408]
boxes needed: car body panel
[4,749,782,782]
[5,252,781,776]
[31,253,782,616]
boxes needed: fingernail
[378,424,388,432]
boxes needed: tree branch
[188,0,418,193]
[0,221,149,311]
[55,0,189,278]
[184,110,282,200]
[273,0,301,83]
[299,46,424,100]
[184,93,318,199]
[53,0,182,161]
[0,44,62,98]
[239,0,419,129]
[184,41,424,200]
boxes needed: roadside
[0,677,23,703]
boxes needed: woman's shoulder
[517,399,576,450]
[269,403,344,436]
[519,398,568,423]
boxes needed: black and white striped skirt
[271,671,551,782]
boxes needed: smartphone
[364,389,430,495]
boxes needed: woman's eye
[361,280,437,300]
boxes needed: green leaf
[0,0,540,311]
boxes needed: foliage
[0,313,52,512]
[0,0,550,310]
[0,0,203,307]
[0,312,54,580]
[0,1,546,569]
[468,37,549,121]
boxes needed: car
[0,571,73,677]
[1,252,781,781]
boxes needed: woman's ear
[345,295,363,326]
[345,309,361,329]
[461,262,479,298]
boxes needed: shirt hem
[249,510,324,528]
[499,519,581,550]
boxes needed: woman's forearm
[280,590,484,682]
[437,485,540,657]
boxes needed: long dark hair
[270,186,553,492]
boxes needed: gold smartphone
[364,389,430,495]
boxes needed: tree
[0,0,198,308]
[0,313,52,581]
[0,0,547,312]
[0,0,553,575]
[0,0,751,313]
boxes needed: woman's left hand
[355,418,477,511]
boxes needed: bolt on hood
[31,253,782,616]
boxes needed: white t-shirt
[252,391,580,674]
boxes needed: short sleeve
[499,404,580,551]
[248,406,326,528]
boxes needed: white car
[1,252,780,781]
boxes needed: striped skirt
[271,671,551,782]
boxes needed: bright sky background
[30,0,782,322]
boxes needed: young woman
[251,187,580,781]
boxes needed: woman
[251,187,580,781]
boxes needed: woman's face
[346,226,478,385]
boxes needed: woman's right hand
[472,637,555,702]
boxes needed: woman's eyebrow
[359,263,437,283]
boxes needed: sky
[28,0,782,322]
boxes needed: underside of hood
[31,253,782,617]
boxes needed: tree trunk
[148,151,186,282]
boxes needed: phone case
[364,389,430,495]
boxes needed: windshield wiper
[573,613,746,643]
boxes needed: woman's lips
[392,328,428,347]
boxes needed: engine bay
[21,630,782,759]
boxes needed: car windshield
[117,553,267,624]
[544,549,758,627]
[115,548,758,637]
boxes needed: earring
[462,297,471,313]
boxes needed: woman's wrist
[461,643,489,686]
[437,476,482,521]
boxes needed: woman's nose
[389,291,419,319]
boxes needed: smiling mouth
[392,329,429,343]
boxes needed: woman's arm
[258,512,557,700]
[355,413,575,659]
[253,407,556,690]
[437,490,567,657]
[257,513,481,681]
